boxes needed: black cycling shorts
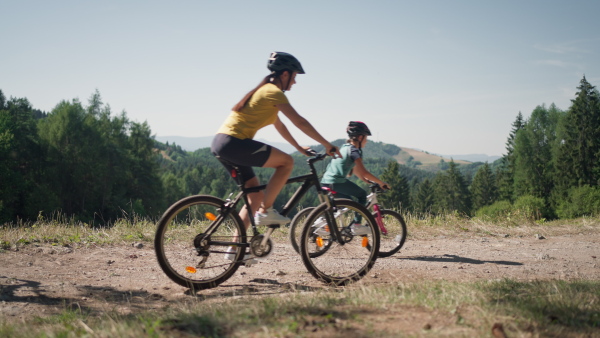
[210,133,272,182]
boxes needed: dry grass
[2,212,598,251]
[0,215,156,250]
[1,279,598,337]
[403,212,600,240]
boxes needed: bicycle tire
[299,199,379,285]
[376,209,407,258]
[288,207,314,254]
[155,195,246,291]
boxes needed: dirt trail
[1,230,598,320]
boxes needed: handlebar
[365,178,389,194]
[307,151,328,164]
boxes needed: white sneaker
[350,223,371,236]
[254,207,291,225]
[312,217,326,227]
[334,208,347,217]
[310,217,333,236]
[224,247,258,266]
[313,209,344,227]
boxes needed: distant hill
[391,147,471,171]
[439,154,502,163]
[154,135,500,172]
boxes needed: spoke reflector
[186,266,197,273]
[205,212,217,221]
[362,236,369,247]
[316,237,324,247]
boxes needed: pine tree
[470,162,497,212]
[512,104,562,200]
[379,161,410,211]
[412,178,434,214]
[0,95,48,222]
[496,112,525,202]
[127,121,164,216]
[432,160,471,215]
[555,76,600,190]
[506,112,524,166]
[494,157,512,202]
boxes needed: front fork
[320,194,349,244]
[372,204,387,236]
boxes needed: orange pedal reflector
[316,237,324,247]
[361,236,369,247]
[205,212,217,221]
[186,266,197,273]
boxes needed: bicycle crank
[249,234,273,258]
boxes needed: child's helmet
[267,52,305,74]
[347,121,372,137]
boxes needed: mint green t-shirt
[321,143,362,184]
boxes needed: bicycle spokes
[299,199,379,286]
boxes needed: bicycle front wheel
[288,207,314,254]
[376,209,407,258]
[300,199,379,286]
[154,195,246,291]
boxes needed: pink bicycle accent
[321,186,337,194]
[372,204,388,235]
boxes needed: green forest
[1,76,600,225]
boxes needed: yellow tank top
[217,83,289,139]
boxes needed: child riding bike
[320,121,389,235]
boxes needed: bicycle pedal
[242,258,258,267]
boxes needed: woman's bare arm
[273,117,312,155]
[276,103,341,158]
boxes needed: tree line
[1,76,599,225]
[394,76,600,220]
[1,90,162,224]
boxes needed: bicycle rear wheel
[154,195,246,291]
[376,209,407,258]
[300,199,379,285]
[288,207,314,254]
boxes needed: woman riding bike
[321,121,389,235]
[211,52,340,247]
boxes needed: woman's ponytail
[231,72,282,112]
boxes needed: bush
[475,200,512,219]
[556,185,600,219]
[513,195,547,221]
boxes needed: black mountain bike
[154,152,380,291]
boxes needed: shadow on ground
[398,254,523,266]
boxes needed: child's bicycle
[289,179,407,258]
[154,152,380,290]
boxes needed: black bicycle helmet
[347,121,372,137]
[267,51,305,74]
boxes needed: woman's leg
[259,147,294,213]
[238,176,263,230]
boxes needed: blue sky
[2,0,599,156]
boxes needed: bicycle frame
[208,154,347,250]
[365,184,389,236]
